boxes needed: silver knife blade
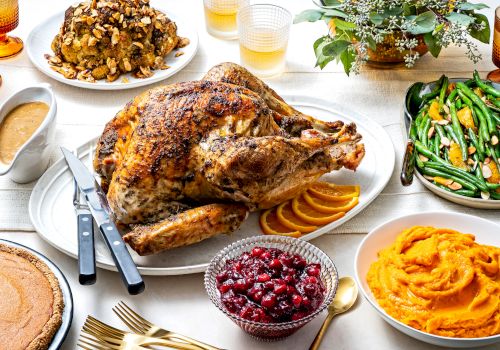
[61,147,144,294]
[61,147,112,226]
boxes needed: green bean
[491,112,500,125]
[487,182,500,190]
[455,99,462,109]
[433,182,478,197]
[415,141,447,165]
[488,95,500,108]
[446,88,458,105]
[424,161,489,192]
[410,122,418,141]
[450,104,468,161]
[456,82,496,136]
[444,148,450,163]
[434,124,447,142]
[473,70,500,98]
[420,116,432,147]
[416,153,425,169]
[490,192,500,200]
[468,128,484,161]
[473,106,490,142]
[456,90,478,127]
[472,153,489,192]
[439,76,448,112]
[420,167,478,191]
[444,125,459,144]
[434,134,441,156]
[486,143,500,169]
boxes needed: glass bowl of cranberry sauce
[204,235,338,340]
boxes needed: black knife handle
[99,222,145,295]
[400,139,416,186]
[77,212,96,285]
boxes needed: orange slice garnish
[303,192,359,213]
[276,201,317,233]
[259,208,302,238]
[308,182,360,201]
[291,195,345,225]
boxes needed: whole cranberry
[251,247,265,257]
[261,293,277,308]
[269,258,282,270]
[257,273,271,282]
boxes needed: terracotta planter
[365,32,429,68]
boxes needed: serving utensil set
[79,302,223,350]
[62,147,145,295]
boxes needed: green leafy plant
[295,0,491,75]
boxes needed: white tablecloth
[0,1,499,349]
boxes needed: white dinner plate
[29,96,395,275]
[355,212,500,348]
[26,5,198,90]
[0,239,73,349]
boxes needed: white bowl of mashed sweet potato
[355,211,500,348]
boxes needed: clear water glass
[203,0,250,40]
[237,4,292,78]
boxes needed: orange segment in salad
[307,182,360,201]
[276,201,317,233]
[259,208,301,238]
[291,195,346,225]
[303,192,359,214]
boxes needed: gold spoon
[309,276,359,350]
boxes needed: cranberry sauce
[216,247,325,323]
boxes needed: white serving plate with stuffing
[26,4,198,90]
[29,96,395,275]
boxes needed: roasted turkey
[94,62,365,255]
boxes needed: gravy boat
[0,83,57,183]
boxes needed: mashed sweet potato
[367,226,500,338]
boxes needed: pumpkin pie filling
[0,245,64,350]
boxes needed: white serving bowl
[354,211,500,348]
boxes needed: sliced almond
[468,146,476,155]
[427,127,435,139]
[492,135,499,145]
[485,157,491,165]
[434,177,453,186]
[448,182,463,190]
[419,154,429,162]
[442,104,450,115]
[424,175,435,181]
[482,164,493,179]
[437,119,450,126]
[441,136,451,147]
[481,191,491,200]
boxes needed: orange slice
[276,201,317,233]
[303,192,359,213]
[291,195,345,225]
[308,182,360,201]
[259,208,301,238]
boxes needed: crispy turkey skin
[94,63,365,255]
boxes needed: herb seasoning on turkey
[94,63,365,255]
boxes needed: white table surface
[0,1,499,349]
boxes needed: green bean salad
[411,71,500,200]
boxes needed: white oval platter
[26,4,198,90]
[29,96,395,275]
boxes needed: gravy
[0,101,49,164]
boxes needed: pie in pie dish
[0,243,64,350]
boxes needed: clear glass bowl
[204,235,338,340]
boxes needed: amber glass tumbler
[487,6,500,82]
[0,0,23,59]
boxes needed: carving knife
[61,147,145,295]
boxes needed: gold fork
[82,315,202,350]
[112,301,223,350]
[78,333,145,350]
